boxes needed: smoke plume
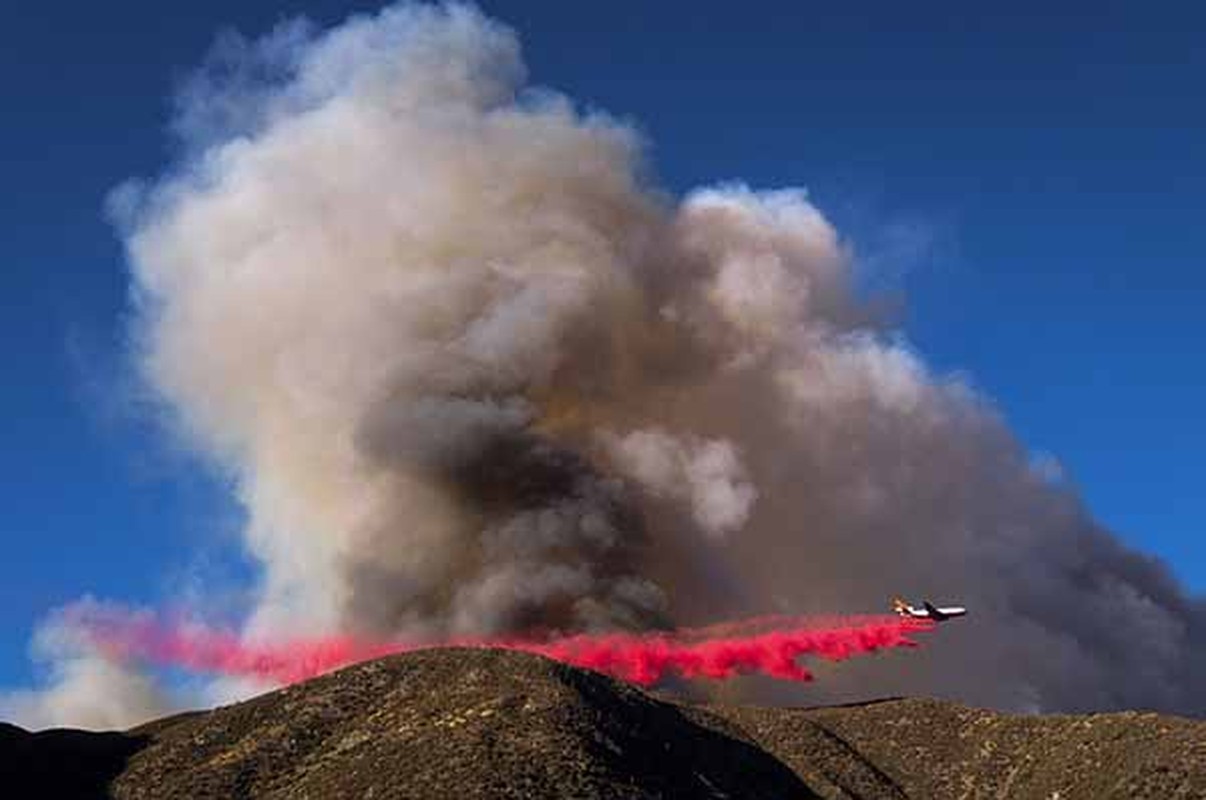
[7,2,1205,727]
[0,602,177,730]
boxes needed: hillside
[721,699,1206,798]
[2,648,1203,798]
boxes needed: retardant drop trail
[73,608,935,687]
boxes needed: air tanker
[892,597,967,622]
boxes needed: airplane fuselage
[893,598,967,621]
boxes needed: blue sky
[2,0,1202,687]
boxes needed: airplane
[892,597,967,622]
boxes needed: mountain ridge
[3,648,1203,798]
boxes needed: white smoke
[602,429,757,538]
[7,1,1204,728]
[0,603,176,731]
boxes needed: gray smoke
[9,1,1203,727]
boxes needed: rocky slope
[3,648,1203,798]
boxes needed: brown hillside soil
[114,648,809,799]
[718,697,1206,799]
[3,648,1203,799]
